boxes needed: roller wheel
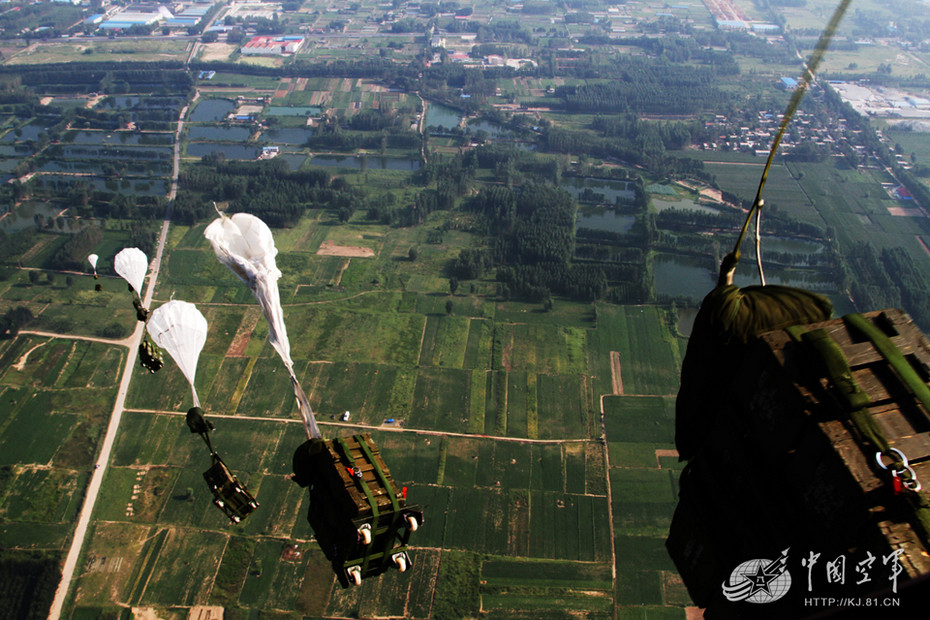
[348,567,362,586]
[393,554,407,572]
[406,515,419,532]
[359,526,372,545]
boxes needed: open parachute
[146,300,208,407]
[204,211,321,440]
[113,247,163,372]
[147,299,258,523]
[114,247,149,319]
[87,254,101,291]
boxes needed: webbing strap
[789,317,930,545]
[843,313,930,425]
[800,327,890,456]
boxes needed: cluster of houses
[700,108,857,160]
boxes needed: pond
[656,252,837,302]
[56,145,173,160]
[102,96,185,111]
[186,142,260,160]
[654,253,716,301]
[426,102,463,131]
[467,118,514,138]
[0,145,27,157]
[190,99,235,122]
[763,236,826,256]
[575,207,636,234]
[652,197,721,215]
[188,126,253,142]
[564,177,635,204]
[0,124,51,143]
[266,106,323,116]
[68,131,173,146]
[262,127,313,145]
[278,153,306,169]
[0,203,67,233]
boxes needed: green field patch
[441,436,480,487]
[235,358,294,417]
[286,305,424,366]
[369,431,442,486]
[141,528,228,606]
[508,324,588,375]
[535,373,588,440]
[293,546,335,616]
[418,315,469,368]
[200,306,248,357]
[158,466,233,529]
[604,396,675,444]
[482,589,614,614]
[55,341,122,389]
[205,357,252,414]
[126,527,169,605]
[210,536,254,607]
[506,370,528,437]
[401,483,449,549]
[410,367,471,433]
[0,521,70,550]
[463,318,492,370]
[565,443,587,495]
[0,406,77,466]
[308,362,399,426]
[613,502,677,538]
[617,570,664,606]
[586,442,608,496]
[2,467,86,523]
[238,538,292,607]
[610,469,677,504]
[471,441,532,492]
[482,557,612,589]
[528,491,610,562]
[530,443,563,492]
[484,370,507,435]
[589,305,681,397]
[614,535,678,571]
[263,543,314,613]
[93,467,144,522]
[443,487,513,555]
[468,369,487,433]
[356,558,413,618]
[609,442,668,468]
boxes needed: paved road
[46,104,188,620]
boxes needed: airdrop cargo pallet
[293,433,422,586]
[668,309,930,614]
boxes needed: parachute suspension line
[730,0,852,270]
[289,371,322,440]
[754,204,766,286]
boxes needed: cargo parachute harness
[668,0,930,612]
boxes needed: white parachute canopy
[87,254,99,276]
[146,300,208,408]
[114,247,148,296]
[205,212,321,439]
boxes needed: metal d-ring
[875,448,908,471]
[902,465,922,492]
